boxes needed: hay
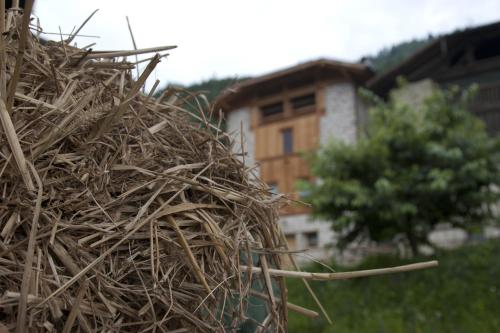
[0,6,289,332]
[0,5,442,332]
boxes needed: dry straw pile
[0,3,292,332]
[0,3,439,333]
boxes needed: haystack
[0,4,440,333]
[0,5,289,332]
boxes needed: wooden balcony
[469,81,500,136]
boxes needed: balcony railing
[469,82,500,136]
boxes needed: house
[367,20,500,136]
[217,59,373,261]
[368,20,500,247]
[216,21,500,262]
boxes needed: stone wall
[281,214,335,262]
[322,82,358,144]
[226,107,256,172]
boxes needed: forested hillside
[155,76,249,106]
[363,36,434,72]
[184,76,250,103]
[156,36,433,105]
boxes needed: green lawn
[286,240,500,333]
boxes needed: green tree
[303,87,500,255]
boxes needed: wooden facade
[254,84,323,215]
[368,21,500,136]
[217,59,372,216]
[217,59,372,258]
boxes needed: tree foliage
[303,87,500,255]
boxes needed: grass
[286,240,500,333]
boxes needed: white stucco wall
[226,107,256,171]
[321,82,358,144]
[280,214,335,262]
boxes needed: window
[291,93,315,112]
[475,36,500,61]
[449,49,466,67]
[267,182,279,195]
[296,177,311,199]
[282,128,293,155]
[285,233,297,250]
[304,231,319,248]
[260,102,284,119]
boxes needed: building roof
[216,58,373,110]
[367,20,500,97]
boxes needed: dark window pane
[282,128,293,154]
[297,177,311,199]
[268,182,279,195]
[261,102,284,118]
[475,36,500,60]
[291,93,315,111]
[304,231,318,248]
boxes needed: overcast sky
[35,0,500,89]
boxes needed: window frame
[281,127,294,155]
[267,181,279,195]
[260,101,284,122]
[296,177,312,199]
[304,231,319,248]
[290,92,316,115]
